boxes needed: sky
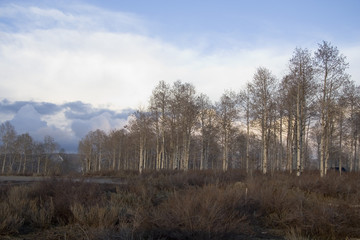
[0,0,359,152]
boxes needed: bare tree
[93,130,106,171]
[196,93,213,170]
[0,121,16,174]
[129,109,153,173]
[78,130,106,172]
[15,133,33,174]
[341,80,360,172]
[280,75,297,173]
[149,81,170,170]
[249,67,277,174]
[33,141,45,174]
[107,129,126,170]
[172,81,198,170]
[216,90,238,171]
[43,135,57,174]
[239,83,252,173]
[288,48,316,176]
[314,41,349,177]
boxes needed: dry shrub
[70,183,148,230]
[2,170,360,239]
[139,169,247,192]
[285,227,310,240]
[30,179,109,225]
[246,172,360,239]
[0,184,55,235]
[148,185,251,239]
[301,199,360,238]
[28,197,54,228]
[70,203,120,229]
[246,175,306,229]
[0,201,24,235]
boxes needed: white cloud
[343,45,360,82]
[71,112,127,139]
[0,29,292,110]
[9,104,77,151]
[11,104,47,133]
[0,3,294,110]
[1,3,359,113]
[2,100,130,152]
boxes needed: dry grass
[1,170,360,239]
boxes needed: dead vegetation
[1,170,360,239]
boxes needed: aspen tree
[216,90,238,171]
[106,129,126,170]
[149,81,170,170]
[314,41,349,177]
[33,141,45,174]
[341,81,360,172]
[130,109,152,173]
[280,75,297,173]
[0,121,16,174]
[249,67,277,174]
[288,48,316,176]
[15,133,33,174]
[43,135,57,174]
[170,81,198,170]
[239,83,252,174]
[196,93,213,170]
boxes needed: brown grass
[1,170,360,239]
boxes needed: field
[1,170,360,240]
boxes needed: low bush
[146,185,249,238]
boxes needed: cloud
[0,2,146,33]
[0,99,24,114]
[71,112,128,139]
[0,99,63,115]
[63,101,118,120]
[0,2,298,111]
[1,99,131,152]
[342,45,360,81]
[11,104,47,133]
[0,2,359,143]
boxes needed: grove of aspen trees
[78,41,355,177]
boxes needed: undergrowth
[0,170,360,239]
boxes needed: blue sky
[0,0,359,151]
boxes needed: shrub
[70,203,119,229]
[0,201,24,235]
[2,170,360,239]
[147,185,252,239]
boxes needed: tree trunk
[296,84,302,176]
[287,114,293,173]
[222,128,228,171]
[112,149,116,170]
[117,140,122,171]
[279,112,283,170]
[2,153,6,174]
[37,157,41,174]
[17,155,22,174]
[22,154,27,174]
[246,109,250,174]
[139,136,144,174]
[262,109,268,174]
[339,111,343,176]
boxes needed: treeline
[77,41,356,176]
[0,122,66,175]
